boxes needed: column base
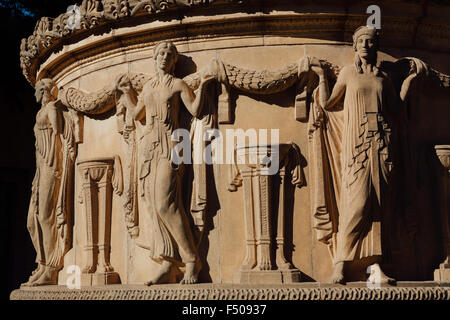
[233,269,301,284]
[434,267,450,282]
[81,272,121,286]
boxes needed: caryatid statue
[23,79,78,286]
[115,41,215,285]
[308,26,428,284]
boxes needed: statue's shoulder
[337,64,354,80]
[141,75,158,91]
[341,64,355,74]
[172,76,191,92]
[174,76,187,86]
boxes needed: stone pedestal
[434,145,450,282]
[231,143,303,284]
[81,272,121,287]
[234,269,301,284]
[77,158,121,285]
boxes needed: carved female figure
[24,79,76,286]
[116,41,213,285]
[310,26,421,284]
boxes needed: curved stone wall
[18,0,450,288]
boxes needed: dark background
[0,0,75,301]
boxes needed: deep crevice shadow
[175,54,197,79]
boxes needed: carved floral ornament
[47,20,450,281]
[58,55,449,118]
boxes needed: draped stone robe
[309,64,399,264]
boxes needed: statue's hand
[410,58,428,77]
[200,60,219,85]
[314,105,324,126]
[309,57,324,77]
[298,56,310,75]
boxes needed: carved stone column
[232,143,302,284]
[434,145,450,282]
[77,158,120,286]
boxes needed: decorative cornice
[20,0,450,86]
[10,284,450,300]
[20,0,243,85]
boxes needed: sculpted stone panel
[11,0,450,301]
[21,33,450,287]
[308,26,424,284]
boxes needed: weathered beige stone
[76,157,122,285]
[13,0,450,300]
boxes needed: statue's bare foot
[30,266,57,286]
[328,262,345,284]
[97,263,114,273]
[22,264,45,287]
[329,271,345,284]
[145,261,172,286]
[257,255,272,271]
[82,264,96,274]
[180,262,198,285]
[367,263,396,285]
[30,265,40,276]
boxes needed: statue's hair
[153,41,179,73]
[35,78,58,100]
[352,26,380,51]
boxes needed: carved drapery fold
[52,51,450,283]
[306,56,443,264]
